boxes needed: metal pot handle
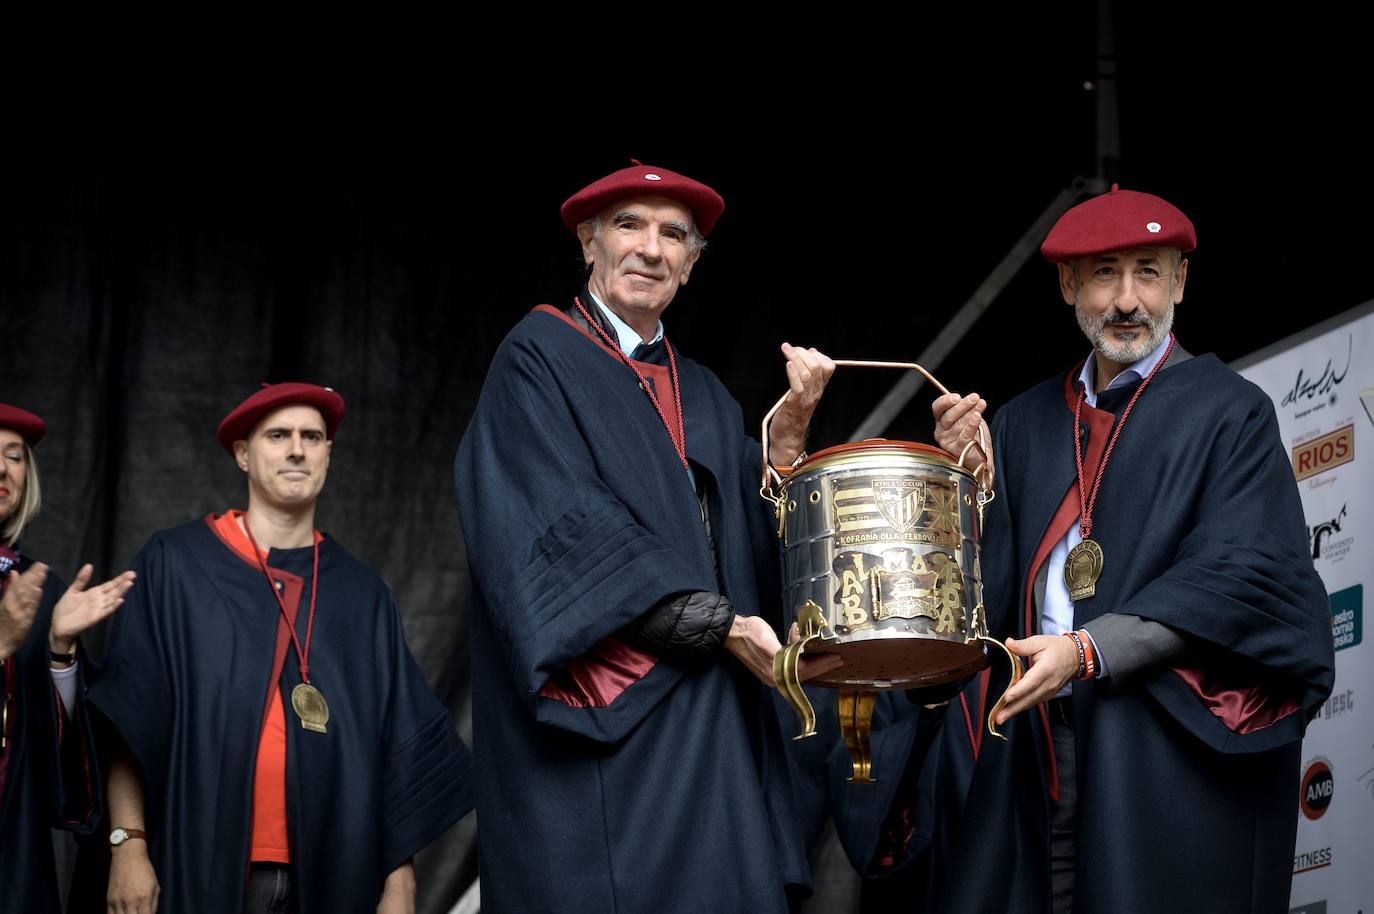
[758,359,995,500]
[977,635,1027,741]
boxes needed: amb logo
[1299,758,1333,821]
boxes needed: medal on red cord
[245,521,329,733]
[1065,335,1175,600]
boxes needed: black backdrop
[3,18,1370,912]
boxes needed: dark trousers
[245,863,296,914]
[1049,698,1077,914]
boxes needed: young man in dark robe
[86,383,473,914]
[925,186,1336,913]
[455,163,842,913]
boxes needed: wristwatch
[49,636,78,667]
[109,827,147,847]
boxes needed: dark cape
[454,304,811,914]
[924,351,1335,914]
[81,518,473,914]
[788,683,978,913]
[0,557,99,914]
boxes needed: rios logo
[1299,758,1334,820]
[1307,504,1353,563]
[1292,425,1354,481]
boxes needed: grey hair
[586,213,708,255]
[1,443,41,547]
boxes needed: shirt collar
[587,289,664,357]
[1078,333,1173,408]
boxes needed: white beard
[1077,298,1175,365]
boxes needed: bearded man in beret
[923,186,1335,914]
[455,163,841,913]
[86,383,473,914]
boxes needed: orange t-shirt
[211,510,320,865]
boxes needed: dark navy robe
[788,684,977,913]
[454,304,811,914]
[0,556,99,914]
[931,352,1335,914]
[82,519,473,914]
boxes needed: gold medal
[1064,538,1104,601]
[244,520,329,735]
[291,682,330,733]
[1068,335,1176,602]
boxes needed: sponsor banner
[1299,758,1334,821]
[1277,334,1352,423]
[1329,585,1363,652]
[1307,503,1354,565]
[1236,302,1374,913]
[1293,845,1333,875]
[1293,425,1354,481]
[1311,686,1356,724]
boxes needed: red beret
[0,403,45,447]
[561,161,725,236]
[216,383,345,455]
[1042,184,1196,263]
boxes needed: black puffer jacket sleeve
[620,591,735,662]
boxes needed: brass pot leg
[773,638,816,740]
[837,689,877,783]
[977,635,1026,741]
[773,601,828,741]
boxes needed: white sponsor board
[1234,301,1374,914]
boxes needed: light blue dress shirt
[1043,333,1172,686]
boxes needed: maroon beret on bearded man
[1041,183,1197,263]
